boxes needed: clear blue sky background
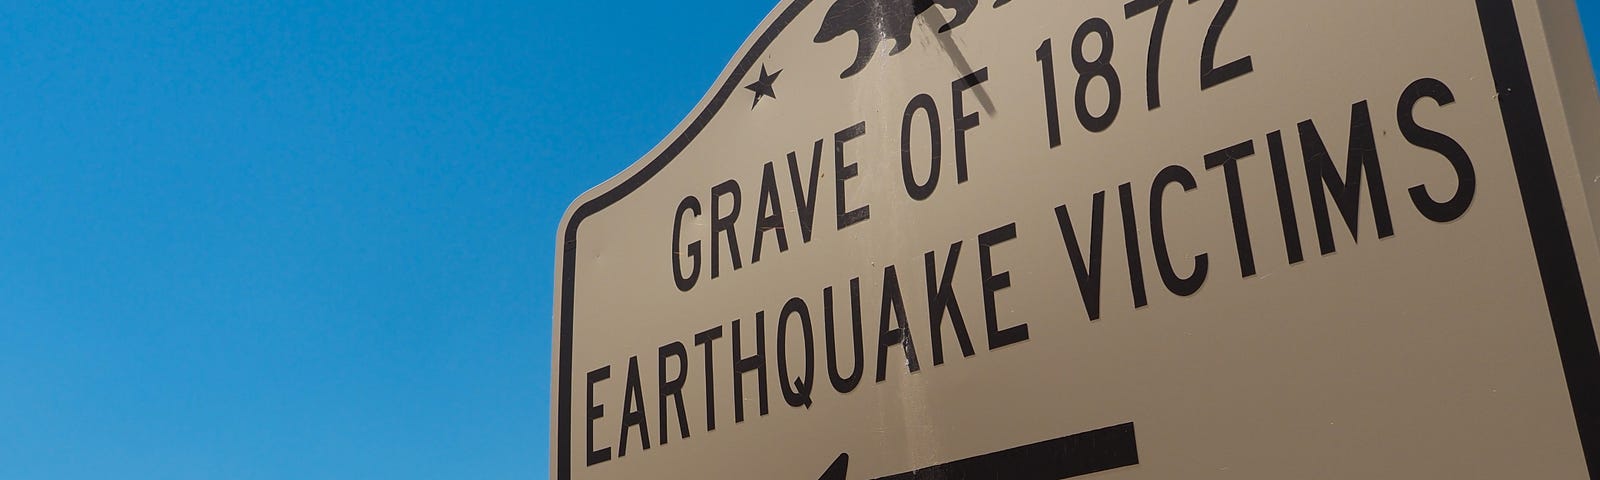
[0,2,1595,479]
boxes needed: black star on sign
[745,65,781,109]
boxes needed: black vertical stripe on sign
[1475,0,1600,477]
[871,423,1138,480]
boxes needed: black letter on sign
[753,162,790,264]
[711,180,744,278]
[1193,0,1254,89]
[980,223,1028,350]
[617,356,650,457]
[1055,192,1107,320]
[672,196,702,292]
[788,140,825,243]
[901,94,943,201]
[693,326,723,432]
[1072,18,1121,133]
[835,122,871,229]
[1151,165,1209,297]
[1268,131,1305,264]
[926,242,977,365]
[731,316,769,422]
[586,366,612,466]
[777,297,817,409]
[1124,0,1173,110]
[1204,140,1258,277]
[1399,78,1475,222]
[1119,183,1150,308]
[658,342,690,446]
[824,280,865,393]
[1300,101,1395,255]
[1036,39,1063,148]
[876,266,921,382]
[951,68,987,183]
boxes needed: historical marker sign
[554,0,1600,478]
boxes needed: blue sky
[0,2,1595,479]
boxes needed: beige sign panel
[554,0,1600,478]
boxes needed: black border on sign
[1474,1,1600,476]
[554,0,1600,478]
